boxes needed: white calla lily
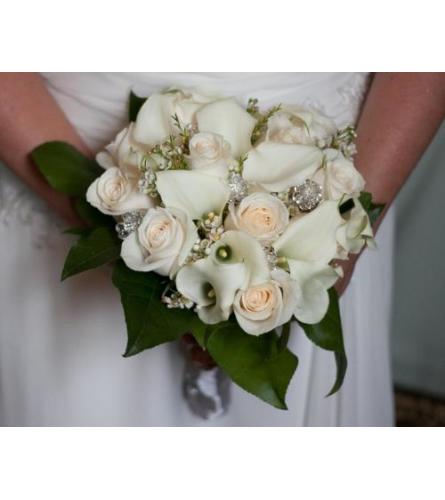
[133,93,177,146]
[288,260,341,324]
[211,230,270,287]
[156,170,230,219]
[273,201,344,264]
[196,98,256,158]
[176,257,247,324]
[243,142,323,192]
[337,200,375,254]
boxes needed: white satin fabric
[0,73,394,426]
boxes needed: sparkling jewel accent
[162,290,194,310]
[138,168,157,197]
[227,172,248,203]
[264,246,278,269]
[115,211,144,240]
[288,179,323,212]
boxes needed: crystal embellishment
[288,179,323,212]
[227,172,248,203]
[115,211,144,240]
[264,246,278,269]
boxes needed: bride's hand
[0,73,90,226]
[335,255,358,297]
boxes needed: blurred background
[392,120,445,425]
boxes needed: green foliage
[298,288,348,396]
[204,322,298,409]
[113,262,298,409]
[31,141,102,196]
[74,197,113,228]
[358,191,385,225]
[250,103,282,145]
[61,226,121,281]
[128,91,147,121]
[112,261,206,357]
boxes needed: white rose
[314,149,365,201]
[86,167,153,216]
[233,269,300,336]
[96,124,144,178]
[266,106,337,147]
[188,132,231,177]
[121,207,197,277]
[225,193,289,243]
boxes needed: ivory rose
[225,192,289,243]
[266,106,337,147]
[233,269,300,335]
[314,148,365,201]
[121,207,197,277]
[95,124,144,178]
[86,167,153,216]
[188,132,231,177]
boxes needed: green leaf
[62,226,121,280]
[206,321,298,410]
[32,141,102,196]
[327,351,348,397]
[128,91,147,121]
[358,191,385,225]
[63,227,91,236]
[112,260,206,357]
[74,197,113,228]
[298,288,347,396]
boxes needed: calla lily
[273,201,344,264]
[156,170,230,220]
[211,230,270,287]
[196,98,257,158]
[272,201,345,324]
[337,199,375,254]
[176,230,271,325]
[243,142,323,192]
[176,257,247,324]
[287,260,341,324]
[133,93,177,146]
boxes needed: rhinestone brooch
[227,172,248,203]
[115,211,144,240]
[288,179,323,212]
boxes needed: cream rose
[121,207,197,277]
[314,149,365,201]
[188,132,231,177]
[226,193,289,243]
[86,167,153,216]
[233,269,300,335]
[266,106,337,147]
[95,124,144,178]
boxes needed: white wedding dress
[0,73,395,426]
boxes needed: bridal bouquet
[32,88,383,409]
